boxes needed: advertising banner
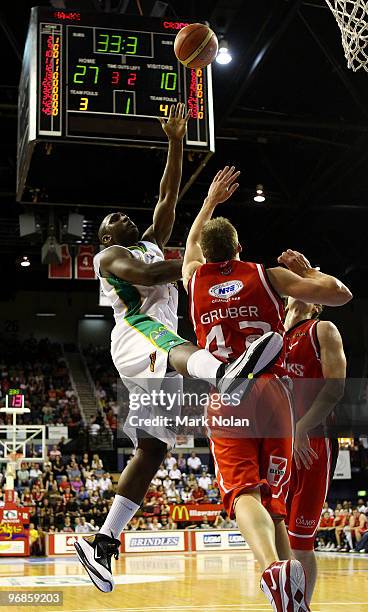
[170,504,223,522]
[0,506,30,556]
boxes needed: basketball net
[325,0,368,71]
[5,452,24,490]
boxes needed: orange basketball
[174,23,218,69]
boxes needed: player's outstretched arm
[100,245,182,287]
[293,321,346,469]
[267,250,352,306]
[182,166,240,291]
[142,103,190,250]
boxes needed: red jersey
[188,260,285,366]
[284,319,324,420]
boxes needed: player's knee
[137,436,168,464]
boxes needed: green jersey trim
[124,314,186,353]
[107,275,142,317]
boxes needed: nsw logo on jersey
[208,280,243,300]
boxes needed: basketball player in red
[284,297,346,604]
[182,166,352,612]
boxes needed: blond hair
[200,217,238,262]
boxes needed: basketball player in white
[74,104,282,592]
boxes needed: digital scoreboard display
[28,8,214,149]
[5,389,25,410]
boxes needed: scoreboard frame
[18,8,214,156]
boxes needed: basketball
[174,23,218,69]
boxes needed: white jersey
[94,241,184,450]
[93,241,179,332]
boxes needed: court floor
[0,552,367,612]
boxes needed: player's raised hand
[159,102,191,141]
[206,166,240,206]
[277,249,313,277]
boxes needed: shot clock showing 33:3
[25,7,214,150]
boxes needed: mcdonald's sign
[171,505,190,522]
[169,503,223,522]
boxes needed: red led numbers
[127,72,137,86]
[111,71,120,85]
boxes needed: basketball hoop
[325,1,368,71]
[5,452,24,490]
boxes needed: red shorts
[286,437,334,551]
[208,375,294,519]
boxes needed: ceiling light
[36,313,56,317]
[216,39,232,65]
[20,256,31,267]
[254,184,266,203]
[84,314,105,318]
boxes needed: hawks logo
[267,456,287,486]
[149,351,157,372]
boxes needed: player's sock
[99,494,140,539]
[187,349,223,382]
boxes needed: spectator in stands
[85,473,98,492]
[67,460,81,481]
[357,498,367,514]
[191,483,205,503]
[49,445,61,461]
[98,473,112,493]
[75,516,91,534]
[322,501,334,517]
[61,516,73,533]
[70,476,83,494]
[177,453,187,473]
[52,456,65,482]
[316,511,335,550]
[156,464,168,480]
[136,518,147,530]
[47,481,62,508]
[88,518,99,533]
[164,452,177,471]
[91,454,104,475]
[341,509,360,551]
[169,463,182,484]
[17,463,30,489]
[207,484,219,503]
[21,487,34,506]
[89,416,100,438]
[59,475,69,491]
[198,470,212,491]
[29,463,43,483]
[181,486,192,503]
[214,511,236,529]
[353,510,368,546]
[29,523,41,556]
[167,517,177,530]
[187,452,201,474]
[80,452,90,473]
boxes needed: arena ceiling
[1,0,368,296]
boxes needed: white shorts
[111,314,186,448]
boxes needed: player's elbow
[334,284,353,306]
[323,284,353,306]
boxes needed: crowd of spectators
[316,498,368,553]
[0,336,84,435]
[8,449,113,538]
[126,450,223,531]
[83,345,120,434]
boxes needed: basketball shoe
[74,532,120,592]
[260,560,310,611]
[218,331,283,396]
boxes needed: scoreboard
[17,8,215,201]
